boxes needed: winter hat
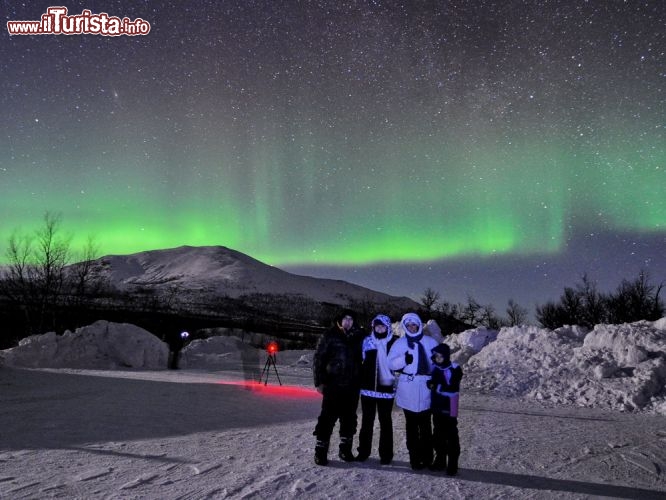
[402,312,429,375]
[372,314,391,330]
[335,309,355,325]
[370,314,392,339]
[431,343,450,357]
[401,312,422,337]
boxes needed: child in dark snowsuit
[428,343,463,475]
[356,314,398,464]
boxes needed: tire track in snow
[119,472,160,490]
[73,467,114,481]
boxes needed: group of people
[312,310,463,476]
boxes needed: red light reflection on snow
[215,379,320,399]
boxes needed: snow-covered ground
[1,319,665,498]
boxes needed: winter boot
[446,455,458,476]
[409,453,426,470]
[314,439,329,466]
[429,454,446,471]
[338,436,355,462]
[355,444,370,462]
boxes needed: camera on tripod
[260,340,282,385]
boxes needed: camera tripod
[259,352,282,386]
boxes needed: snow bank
[574,321,666,412]
[461,319,666,414]
[445,326,499,365]
[0,320,168,369]
[654,317,666,331]
[423,319,444,343]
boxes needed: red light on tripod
[266,341,279,355]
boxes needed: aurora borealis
[1,1,664,310]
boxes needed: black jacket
[313,325,364,389]
[430,363,463,415]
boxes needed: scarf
[402,313,430,376]
[370,314,394,385]
[406,332,430,376]
[373,333,394,385]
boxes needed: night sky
[1,1,664,315]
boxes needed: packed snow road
[1,367,664,499]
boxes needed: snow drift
[447,326,500,365]
[0,320,168,369]
[451,319,666,414]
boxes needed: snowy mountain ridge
[89,245,419,308]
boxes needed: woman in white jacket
[388,312,438,470]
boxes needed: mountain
[89,245,419,309]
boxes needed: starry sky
[1,1,664,316]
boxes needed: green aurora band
[1,121,663,266]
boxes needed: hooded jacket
[388,313,438,412]
[313,316,364,390]
[360,314,398,398]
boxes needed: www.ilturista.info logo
[7,6,151,36]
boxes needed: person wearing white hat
[388,312,438,470]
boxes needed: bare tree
[460,295,482,326]
[576,274,606,327]
[607,271,664,323]
[2,231,34,311]
[654,282,665,319]
[479,303,501,329]
[1,213,69,333]
[420,287,440,313]
[68,234,100,305]
[506,299,528,326]
[536,301,561,329]
[0,212,102,335]
[438,301,461,320]
[536,271,664,329]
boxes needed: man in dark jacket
[312,309,364,466]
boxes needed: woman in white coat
[388,312,438,469]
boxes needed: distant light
[180,331,190,339]
[266,341,278,355]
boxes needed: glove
[316,384,325,394]
[405,352,414,365]
[426,380,434,390]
